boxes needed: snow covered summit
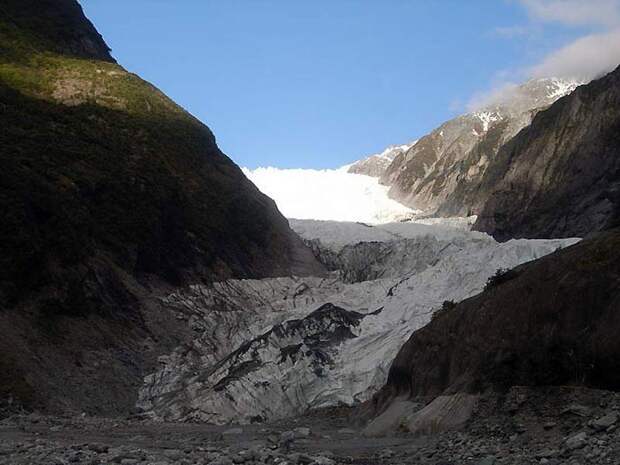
[347,141,417,178]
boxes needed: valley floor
[1,386,619,465]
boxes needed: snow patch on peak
[361,140,417,162]
[375,141,417,160]
[547,77,581,100]
[474,110,502,132]
[346,141,419,178]
[469,76,582,114]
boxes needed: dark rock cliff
[473,66,620,240]
[370,229,620,417]
[0,0,323,414]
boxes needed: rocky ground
[1,386,619,465]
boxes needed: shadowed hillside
[0,0,323,414]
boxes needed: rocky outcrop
[369,228,620,422]
[363,393,477,437]
[0,1,323,414]
[380,79,580,216]
[347,143,414,178]
[473,66,620,240]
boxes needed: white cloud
[466,81,521,111]
[520,0,620,28]
[467,0,620,109]
[517,0,620,79]
[530,29,620,79]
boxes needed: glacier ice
[242,166,416,223]
[137,220,578,424]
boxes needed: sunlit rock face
[380,78,582,216]
[138,220,576,424]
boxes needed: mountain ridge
[378,77,581,216]
[362,65,620,441]
[0,0,324,414]
[473,65,620,239]
[347,142,416,178]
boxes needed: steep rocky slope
[362,67,620,440]
[0,0,323,414]
[369,228,620,427]
[380,78,580,216]
[474,66,620,240]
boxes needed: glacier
[137,220,578,424]
[242,165,416,223]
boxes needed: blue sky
[81,1,596,169]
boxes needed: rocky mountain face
[0,0,323,414]
[366,228,620,434]
[347,143,415,178]
[473,66,620,240]
[379,78,580,216]
[360,67,620,440]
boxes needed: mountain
[473,66,620,240]
[366,227,620,434]
[0,0,323,414]
[347,142,415,178]
[363,69,620,433]
[379,78,581,216]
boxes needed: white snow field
[138,220,580,423]
[242,166,416,223]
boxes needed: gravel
[1,386,619,465]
